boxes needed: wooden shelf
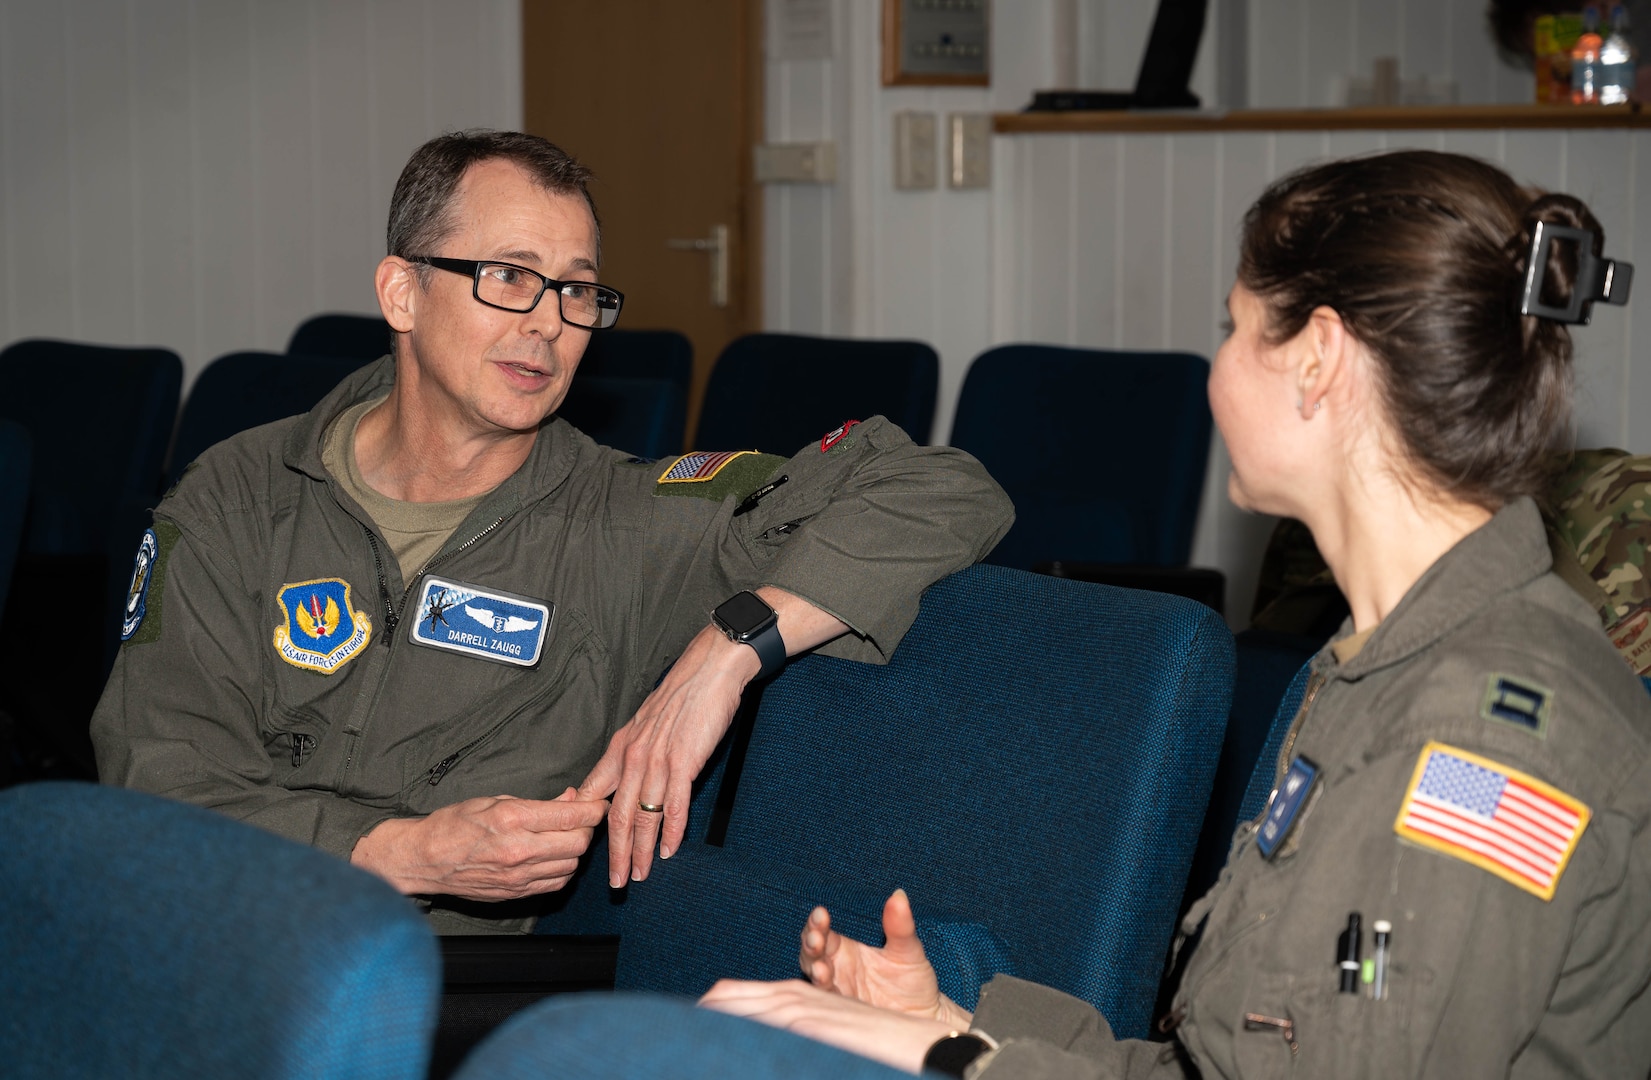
[993,103,1649,134]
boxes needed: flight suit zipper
[364,515,508,639]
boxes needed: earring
[1314,401,1322,412]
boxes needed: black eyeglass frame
[410,255,624,329]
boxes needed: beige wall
[0,0,522,389]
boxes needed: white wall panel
[1072,136,1121,349]
[0,0,524,387]
[130,2,198,350]
[761,1,1646,624]
[3,2,75,337]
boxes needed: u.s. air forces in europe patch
[273,578,372,674]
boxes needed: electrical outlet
[893,111,937,190]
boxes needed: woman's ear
[1297,305,1350,419]
[375,257,417,333]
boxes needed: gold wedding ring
[638,801,665,814]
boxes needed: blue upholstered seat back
[451,993,908,1080]
[286,312,393,361]
[0,782,441,1080]
[694,332,939,452]
[0,339,181,556]
[559,375,686,461]
[620,564,1233,1039]
[169,350,371,484]
[0,419,30,619]
[950,344,1212,569]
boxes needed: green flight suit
[965,498,1651,1079]
[92,358,1013,933]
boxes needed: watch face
[714,590,775,637]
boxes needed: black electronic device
[1026,0,1207,112]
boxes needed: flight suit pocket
[269,707,328,782]
[1285,956,1425,1078]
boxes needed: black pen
[733,474,788,516]
[1338,912,1362,993]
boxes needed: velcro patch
[273,579,372,674]
[658,451,757,483]
[654,450,786,503]
[408,577,551,667]
[821,420,860,452]
[1394,742,1589,901]
[121,529,160,641]
[1480,673,1552,737]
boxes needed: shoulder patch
[1394,741,1589,901]
[658,450,757,484]
[821,420,860,453]
[121,524,180,644]
[273,578,372,675]
[654,450,785,502]
[1479,673,1552,738]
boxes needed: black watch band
[712,591,786,680]
[922,1032,996,1077]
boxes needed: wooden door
[522,1,763,438]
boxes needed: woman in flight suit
[700,149,1651,1079]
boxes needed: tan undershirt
[321,396,487,582]
[1331,625,1377,664]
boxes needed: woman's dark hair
[386,129,601,277]
[1238,149,1602,507]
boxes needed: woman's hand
[800,889,973,1028]
[699,978,957,1075]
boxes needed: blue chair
[451,994,907,1080]
[950,345,1213,570]
[169,350,372,485]
[0,339,181,558]
[617,564,1234,1040]
[558,375,686,461]
[0,781,441,1079]
[0,420,30,621]
[577,328,693,398]
[694,333,939,453]
[287,312,393,361]
[0,340,182,774]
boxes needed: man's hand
[699,978,956,1075]
[579,623,757,887]
[580,586,851,888]
[801,889,973,1028]
[350,787,608,900]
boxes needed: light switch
[947,113,990,189]
[894,111,937,190]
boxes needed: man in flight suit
[91,130,1013,933]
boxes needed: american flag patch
[657,450,754,484]
[1394,742,1589,901]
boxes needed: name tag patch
[1257,755,1319,859]
[409,577,551,667]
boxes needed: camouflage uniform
[1543,449,1651,679]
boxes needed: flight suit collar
[1323,496,1553,681]
[281,353,584,519]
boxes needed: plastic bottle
[1599,5,1638,105]
[1572,5,1605,104]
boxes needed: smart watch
[922,1031,998,1077]
[711,590,785,680]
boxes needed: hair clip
[1520,221,1633,325]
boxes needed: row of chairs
[282,312,1216,573]
[0,317,1213,781]
[2,561,1303,1079]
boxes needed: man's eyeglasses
[411,256,624,330]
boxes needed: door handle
[665,224,729,308]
